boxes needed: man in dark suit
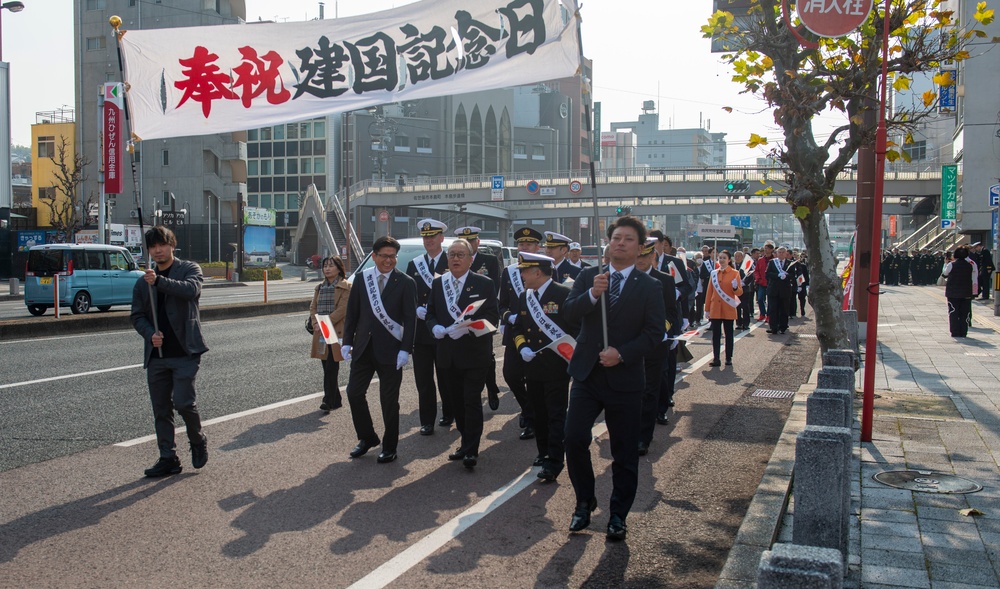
[545,231,582,284]
[405,219,451,435]
[454,226,503,408]
[651,231,691,424]
[766,246,794,334]
[511,252,578,481]
[499,226,544,441]
[131,225,210,477]
[341,236,417,464]
[426,239,500,469]
[635,238,679,456]
[562,216,665,541]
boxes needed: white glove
[798,286,804,293]
[507,314,517,325]
[731,278,739,289]
[341,345,352,361]
[675,288,681,299]
[682,319,690,331]
[779,272,788,280]
[448,327,469,339]
[396,351,410,370]
[671,340,680,350]
[432,325,447,339]
[499,324,506,336]
[662,333,670,342]
[520,348,536,362]
[416,306,427,320]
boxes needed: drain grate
[751,389,796,399]
[874,470,983,494]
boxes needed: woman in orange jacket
[705,250,744,367]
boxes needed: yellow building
[31,109,77,228]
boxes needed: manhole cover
[751,389,796,399]
[873,470,983,494]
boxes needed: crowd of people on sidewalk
[881,242,994,298]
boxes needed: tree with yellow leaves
[702,0,995,351]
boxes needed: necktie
[453,278,460,293]
[609,271,623,307]
[378,274,386,293]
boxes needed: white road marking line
[346,468,539,589]
[0,329,137,345]
[0,364,143,389]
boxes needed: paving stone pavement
[718,286,1000,588]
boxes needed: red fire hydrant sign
[799,0,874,37]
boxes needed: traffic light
[616,205,632,216]
[725,179,750,193]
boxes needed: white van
[24,244,144,315]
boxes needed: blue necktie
[609,271,623,307]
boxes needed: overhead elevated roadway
[336,165,942,221]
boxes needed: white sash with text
[711,270,740,309]
[525,289,566,343]
[364,269,403,341]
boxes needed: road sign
[941,164,958,229]
[799,0,873,37]
[569,180,583,194]
[491,175,505,202]
[377,210,389,222]
[540,187,556,196]
[990,184,1000,208]
[697,224,737,238]
[730,215,751,228]
[525,180,539,195]
[942,219,956,229]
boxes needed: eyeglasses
[447,252,469,259]
[374,253,397,260]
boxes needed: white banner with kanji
[118,0,581,140]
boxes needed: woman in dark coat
[942,246,978,338]
[309,256,351,410]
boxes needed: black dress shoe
[519,427,535,440]
[606,514,627,541]
[533,455,547,467]
[637,441,649,456]
[487,387,500,411]
[779,329,786,334]
[419,425,434,436]
[709,359,721,367]
[376,451,397,464]
[537,467,558,482]
[190,433,208,469]
[438,416,454,427]
[668,398,675,407]
[448,449,466,461]
[766,329,776,334]
[656,413,669,425]
[725,359,733,366]
[144,456,182,477]
[569,497,598,532]
[463,454,478,469]
[350,439,377,459]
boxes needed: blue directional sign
[730,215,751,228]
[990,184,999,208]
[492,175,504,191]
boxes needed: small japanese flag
[543,334,577,363]
[458,298,486,321]
[797,274,806,286]
[742,256,755,274]
[464,318,497,337]
[668,329,701,343]
[666,261,679,278]
[314,314,338,344]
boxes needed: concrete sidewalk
[719,286,1000,588]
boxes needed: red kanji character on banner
[174,46,237,117]
[232,46,291,108]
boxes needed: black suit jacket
[658,254,692,305]
[511,281,577,381]
[554,259,582,285]
[426,272,499,369]
[469,252,501,289]
[765,258,795,297]
[405,252,448,346]
[131,259,209,368]
[498,265,525,346]
[563,266,665,392]
[647,267,680,360]
[342,268,417,365]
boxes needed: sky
[2,0,846,165]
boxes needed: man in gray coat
[130,225,209,477]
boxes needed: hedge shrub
[240,267,283,281]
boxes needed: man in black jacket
[652,232,691,423]
[341,236,418,464]
[405,219,450,435]
[455,226,503,410]
[131,225,209,477]
[427,239,500,469]
[511,252,577,481]
[562,216,665,541]
[766,246,795,334]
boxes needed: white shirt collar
[535,278,554,299]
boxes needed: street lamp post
[0,1,25,226]
[0,1,26,62]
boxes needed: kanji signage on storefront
[798,0,874,38]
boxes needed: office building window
[287,124,298,139]
[39,187,56,200]
[38,136,55,159]
[513,143,527,159]
[86,0,106,10]
[86,36,107,51]
[248,160,258,176]
[417,137,432,154]
[903,140,927,161]
[531,145,545,161]
[273,195,285,210]
[286,158,298,174]
[248,129,259,141]
[274,125,285,140]
[248,195,258,207]
[395,135,410,152]
[161,149,169,166]
[260,159,271,175]
[314,121,326,136]
[261,127,272,141]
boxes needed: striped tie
[609,271,623,307]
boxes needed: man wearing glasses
[340,236,418,464]
[426,239,500,469]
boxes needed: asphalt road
[0,312,819,588]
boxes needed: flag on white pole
[542,333,576,363]
[117,0,582,140]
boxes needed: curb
[714,350,822,589]
[0,298,310,340]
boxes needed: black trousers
[446,365,489,456]
[796,288,808,315]
[640,355,665,446]
[413,341,449,426]
[527,376,570,471]
[502,344,534,425]
[346,345,402,454]
[948,297,972,337]
[737,293,753,327]
[320,347,342,406]
[694,289,707,321]
[711,319,735,361]
[658,346,679,415]
[768,289,790,331]
[565,366,642,518]
[147,355,203,459]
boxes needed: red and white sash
[364,269,403,341]
[710,270,740,308]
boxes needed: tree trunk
[800,209,850,353]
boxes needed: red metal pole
[861,0,893,442]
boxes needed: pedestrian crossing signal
[725,180,751,193]
[616,205,632,216]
